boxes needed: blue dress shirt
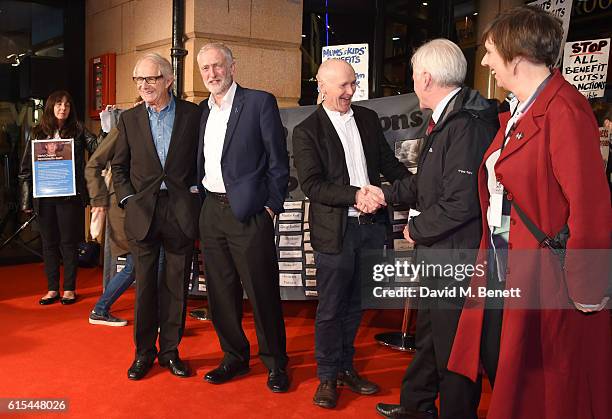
[146,95,176,189]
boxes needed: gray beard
[209,78,233,96]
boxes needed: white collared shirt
[431,87,461,124]
[201,81,238,193]
[323,105,370,217]
[486,90,537,229]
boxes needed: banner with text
[322,43,369,101]
[528,0,574,67]
[563,38,610,99]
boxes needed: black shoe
[375,403,438,419]
[267,368,289,393]
[204,362,249,384]
[313,380,337,409]
[89,311,128,326]
[127,357,155,380]
[159,357,191,378]
[60,294,77,305]
[39,294,60,305]
[337,369,379,395]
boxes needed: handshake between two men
[354,185,415,244]
[354,185,386,214]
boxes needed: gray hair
[133,52,174,82]
[197,42,234,65]
[411,39,466,87]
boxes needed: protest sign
[563,38,610,99]
[322,43,369,101]
[528,0,574,67]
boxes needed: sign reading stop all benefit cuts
[563,38,610,99]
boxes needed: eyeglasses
[132,75,163,85]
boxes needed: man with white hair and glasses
[371,39,499,419]
[112,52,202,381]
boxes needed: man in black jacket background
[372,39,499,419]
[293,58,409,409]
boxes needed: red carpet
[0,263,490,418]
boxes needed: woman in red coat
[447,6,611,419]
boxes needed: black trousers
[129,192,193,362]
[400,297,481,419]
[37,197,83,292]
[314,221,386,380]
[480,256,504,386]
[199,196,288,370]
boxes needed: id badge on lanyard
[488,180,504,228]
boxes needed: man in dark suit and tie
[196,43,290,392]
[292,58,410,409]
[112,53,201,380]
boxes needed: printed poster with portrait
[32,138,76,198]
[394,138,425,174]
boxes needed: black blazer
[111,99,202,241]
[196,85,289,222]
[292,105,409,254]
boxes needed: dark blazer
[292,105,409,254]
[196,84,289,222]
[111,99,202,241]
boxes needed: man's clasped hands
[354,185,386,214]
[354,185,415,244]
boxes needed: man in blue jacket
[196,43,290,393]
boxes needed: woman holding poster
[447,6,611,419]
[19,90,98,305]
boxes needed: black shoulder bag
[506,198,569,267]
[498,89,569,267]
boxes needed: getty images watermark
[370,259,521,300]
[359,249,611,310]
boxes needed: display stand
[375,297,416,352]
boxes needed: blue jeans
[93,249,166,316]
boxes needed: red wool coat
[447,70,612,419]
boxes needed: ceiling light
[392,37,400,41]
[422,2,428,5]
[473,12,478,16]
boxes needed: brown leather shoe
[313,380,337,409]
[337,369,379,395]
